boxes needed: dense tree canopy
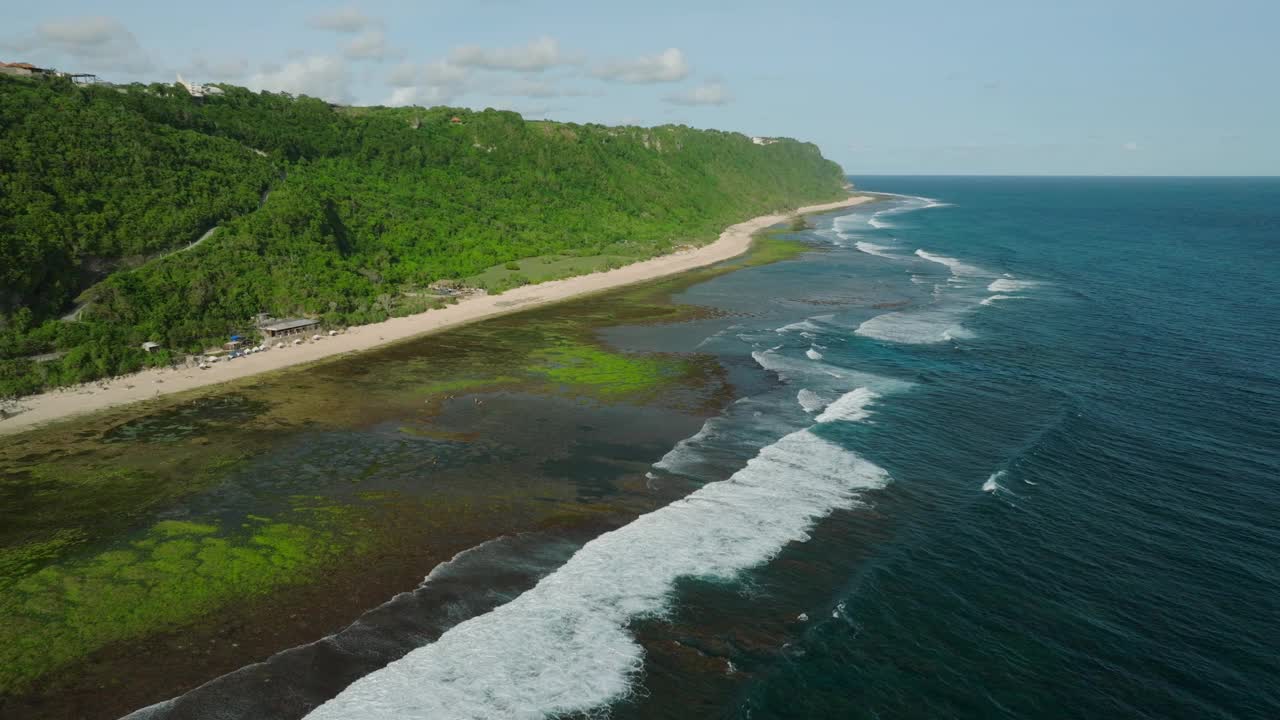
[0,74,846,397]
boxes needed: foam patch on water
[815,388,878,423]
[806,347,824,361]
[854,241,897,258]
[775,314,833,335]
[797,388,825,413]
[856,310,973,344]
[914,249,986,277]
[987,278,1037,292]
[832,214,865,237]
[752,348,912,394]
[983,469,1007,493]
[777,319,821,334]
[305,429,891,720]
[981,294,1022,306]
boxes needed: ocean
[125,177,1280,719]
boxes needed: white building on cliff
[176,73,223,98]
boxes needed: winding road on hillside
[61,171,281,322]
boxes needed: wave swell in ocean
[304,389,892,720]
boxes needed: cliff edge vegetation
[0,75,845,397]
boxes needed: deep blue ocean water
[139,178,1280,720]
[696,177,1280,719]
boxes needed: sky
[3,0,1277,176]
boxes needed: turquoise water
[133,178,1280,719]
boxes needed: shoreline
[0,195,871,437]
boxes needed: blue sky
[3,0,1277,175]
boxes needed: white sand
[1,195,871,436]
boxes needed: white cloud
[7,16,152,74]
[307,7,379,33]
[423,61,469,87]
[246,55,350,103]
[664,82,732,106]
[384,60,468,106]
[188,55,249,81]
[344,29,395,60]
[449,36,572,72]
[387,62,419,87]
[1123,141,1140,151]
[593,48,689,84]
[496,78,564,98]
[385,84,458,107]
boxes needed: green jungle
[0,74,846,398]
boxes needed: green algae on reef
[529,342,688,398]
[0,224,812,699]
[0,506,366,694]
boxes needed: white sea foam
[806,347,824,361]
[867,216,891,229]
[797,388,825,413]
[914,249,986,277]
[856,311,973,345]
[815,388,878,423]
[753,349,831,383]
[987,278,1037,292]
[983,470,1007,493]
[777,319,821,334]
[752,348,912,394]
[831,214,865,236]
[775,314,833,335]
[981,294,1022,306]
[305,429,890,720]
[854,241,897,258]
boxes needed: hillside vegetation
[0,75,846,397]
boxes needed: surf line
[305,388,889,720]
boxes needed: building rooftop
[259,318,319,332]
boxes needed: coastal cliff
[0,75,846,397]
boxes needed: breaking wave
[815,388,879,424]
[854,241,898,258]
[856,310,973,344]
[914,249,986,277]
[305,424,890,720]
[988,278,1038,292]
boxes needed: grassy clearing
[465,253,633,293]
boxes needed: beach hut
[258,318,320,339]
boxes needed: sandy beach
[0,195,871,437]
